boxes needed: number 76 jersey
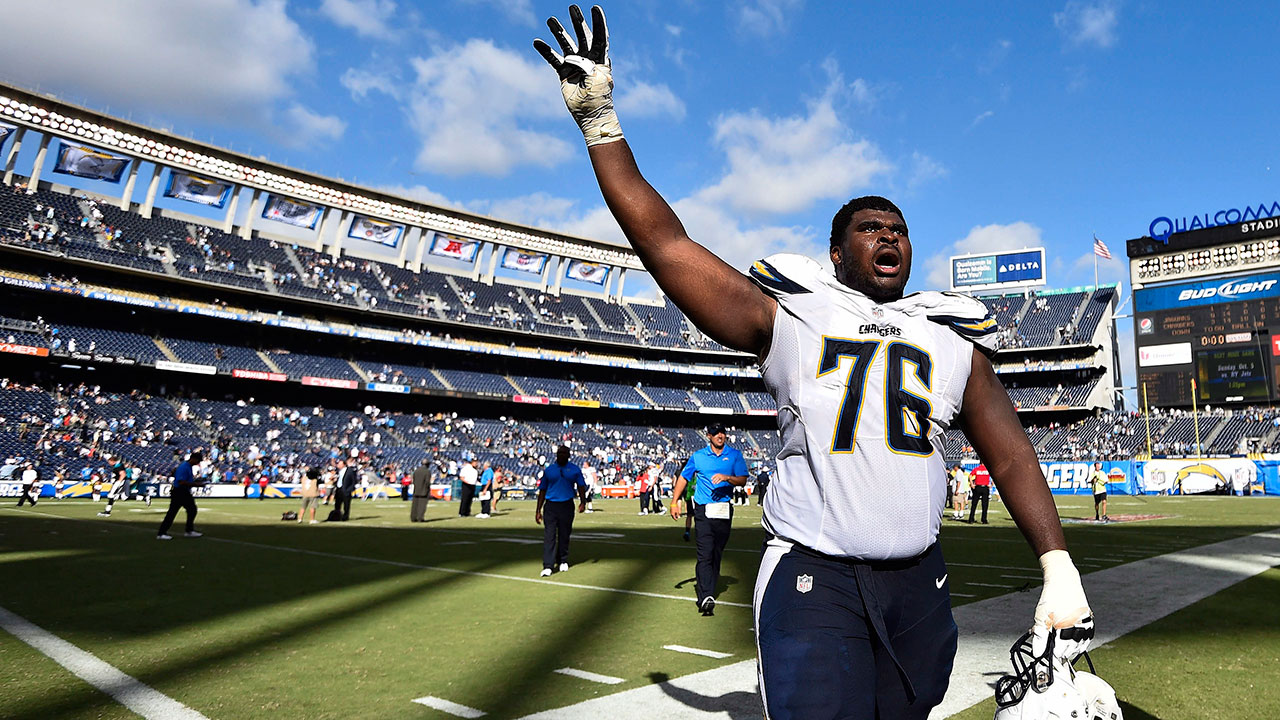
[750,254,997,561]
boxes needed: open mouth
[873,248,901,276]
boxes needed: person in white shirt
[458,460,479,517]
[16,463,39,507]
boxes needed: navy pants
[158,486,198,535]
[754,540,956,719]
[542,500,575,569]
[694,504,733,603]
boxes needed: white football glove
[534,5,624,147]
[1033,549,1094,661]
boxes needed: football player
[535,6,1092,718]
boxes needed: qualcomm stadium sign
[1149,200,1280,242]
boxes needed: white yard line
[0,605,210,720]
[554,667,626,685]
[663,645,734,659]
[513,528,1280,720]
[411,696,487,718]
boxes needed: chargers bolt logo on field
[796,574,813,594]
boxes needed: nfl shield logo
[872,306,884,319]
[796,574,813,594]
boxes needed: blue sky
[2,1,1278,402]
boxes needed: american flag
[1093,235,1112,260]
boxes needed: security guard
[671,424,748,615]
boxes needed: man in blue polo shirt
[535,445,588,577]
[157,449,207,540]
[671,424,748,615]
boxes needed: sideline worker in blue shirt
[671,424,748,615]
[157,449,207,540]
[535,445,588,577]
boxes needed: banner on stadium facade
[348,215,403,248]
[164,171,234,208]
[608,402,643,410]
[501,248,547,274]
[232,368,286,382]
[53,142,129,183]
[1134,270,1280,313]
[261,194,322,229]
[1140,457,1257,495]
[0,123,15,146]
[559,398,600,408]
[950,248,1045,291]
[565,259,610,285]
[430,232,481,262]
[513,395,550,405]
[746,409,779,416]
[0,343,49,357]
[155,360,217,375]
[366,382,409,394]
[301,376,358,390]
[698,407,734,415]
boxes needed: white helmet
[994,628,1122,720]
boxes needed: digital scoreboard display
[1135,271,1280,407]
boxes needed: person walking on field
[298,467,321,524]
[535,445,588,576]
[951,464,970,521]
[157,450,206,540]
[411,458,433,522]
[671,424,748,616]
[533,8,1094,715]
[1090,461,1110,522]
[968,462,991,524]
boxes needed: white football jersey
[751,254,997,560]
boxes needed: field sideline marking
[0,605,210,720]
[664,645,733,659]
[411,695,487,717]
[555,667,625,684]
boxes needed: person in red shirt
[637,469,652,515]
[257,474,269,501]
[968,462,992,524]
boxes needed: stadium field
[1,495,1277,719]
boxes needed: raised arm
[535,5,775,356]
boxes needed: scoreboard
[1135,270,1280,406]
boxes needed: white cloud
[278,104,346,147]
[736,0,805,37]
[341,67,401,100]
[697,99,891,216]
[969,110,995,129]
[319,0,398,39]
[406,39,571,176]
[1054,1,1119,48]
[924,221,1044,288]
[615,82,686,121]
[906,152,947,190]
[0,0,315,124]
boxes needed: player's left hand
[533,5,623,146]
[1034,549,1094,661]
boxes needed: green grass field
[1,494,1277,719]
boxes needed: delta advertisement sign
[1135,271,1280,313]
[950,248,1045,290]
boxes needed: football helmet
[993,627,1122,720]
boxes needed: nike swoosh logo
[935,574,948,589]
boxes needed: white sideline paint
[0,605,210,720]
[514,529,1280,720]
[412,695,487,718]
[663,645,733,659]
[555,667,625,684]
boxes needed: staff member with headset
[671,424,748,616]
[535,445,588,577]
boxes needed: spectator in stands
[535,445,588,576]
[157,450,205,540]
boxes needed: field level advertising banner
[429,233,480,262]
[53,142,129,183]
[165,171,233,208]
[501,249,547,274]
[262,194,322,229]
[348,215,403,247]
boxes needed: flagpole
[1143,381,1152,459]
[1191,378,1202,459]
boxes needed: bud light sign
[951,248,1046,290]
[1135,270,1280,312]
